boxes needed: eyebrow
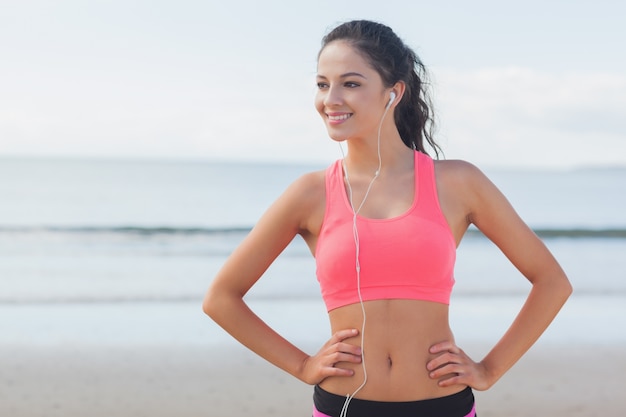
[316,72,367,80]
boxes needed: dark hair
[320,20,442,158]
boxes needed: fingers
[325,329,362,364]
[329,328,359,345]
[332,343,362,361]
[427,355,461,382]
[427,350,460,373]
[428,361,461,382]
[429,340,459,354]
[427,341,462,371]
[302,329,362,385]
[425,342,491,390]
[426,341,469,387]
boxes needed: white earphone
[337,90,396,417]
[386,91,396,109]
[336,88,397,417]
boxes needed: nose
[323,85,343,108]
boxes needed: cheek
[314,92,325,117]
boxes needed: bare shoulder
[287,169,326,200]
[432,159,495,240]
[436,158,525,239]
[433,158,496,207]
[276,168,326,235]
[434,159,488,188]
[282,169,325,213]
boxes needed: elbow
[553,271,574,305]
[557,266,573,298]
[202,295,212,317]
[562,277,574,300]
[548,260,574,299]
[202,287,219,319]
[533,268,573,307]
[202,284,242,322]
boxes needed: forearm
[204,291,310,381]
[481,275,572,386]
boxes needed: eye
[316,82,329,89]
[344,81,360,88]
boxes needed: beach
[3,294,625,417]
[1,158,625,416]
[2,342,623,416]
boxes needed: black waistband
[314,385,474,417]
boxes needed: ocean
[1,157,625,350]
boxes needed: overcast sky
[1,0,625,168]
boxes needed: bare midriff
[319,299,466,401]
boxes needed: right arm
[202,171,361,385]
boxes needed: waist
[314,385,475,417]
[320,299,460,401]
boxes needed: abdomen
[320,299,466,401]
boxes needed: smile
[327,113,353,121]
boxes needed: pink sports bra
[315,151,456,312]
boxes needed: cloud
[0,67,336,163]
[2,61,625,169]
[433,67,626,168]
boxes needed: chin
[328,135,348,143]
[325,129,350,143]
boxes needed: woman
[203,20,572,417]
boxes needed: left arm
[428,161,573,390]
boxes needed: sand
[1,342,623,417]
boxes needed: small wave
[1,225,626,239]
[465,228,626,239]
[0,295,204,305]
[0,225,252,235]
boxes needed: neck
[342,128,412,178]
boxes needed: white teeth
[328,114,352,121]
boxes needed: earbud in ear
[386,92,396,109]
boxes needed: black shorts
[313,384,476,417]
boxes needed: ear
[389,81,406,108]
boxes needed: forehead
[317,41,376,77]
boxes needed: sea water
[1,157,625,350]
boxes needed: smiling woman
[314,28,439,160]
[203,19,571,417]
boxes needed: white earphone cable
[337,97,392,417]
